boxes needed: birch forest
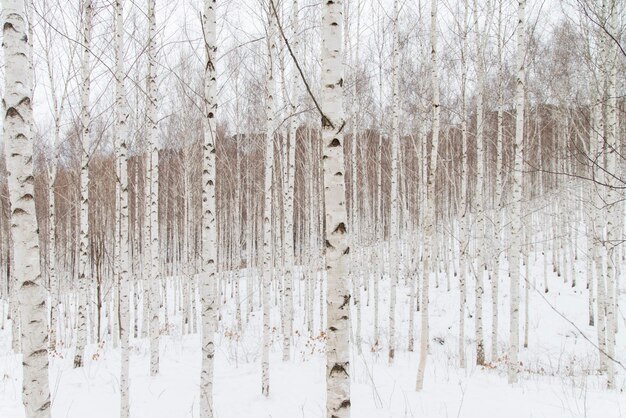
[0,0,625,417]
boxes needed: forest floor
[0,256,625,417]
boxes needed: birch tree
[147,0,160,376]
[472,0,492,367]
[282,0,298,362]
[602,0,617,390]
[261,0,277,397]
[37,0,76,353]
[321,0,351,416]
[458,0,469,369]
[200,0,218,414]
[508,0,525,385]
[115,0,131,415]
[74,0,93,369]
[348,0,362,355]
[2,0,51,415]
[416,0,440,392]
[492,0,505,363]
[388,0,399,365]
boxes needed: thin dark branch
[268,0,332,129]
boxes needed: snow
[0,258,624,417]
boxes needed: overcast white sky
[0,0,595,151]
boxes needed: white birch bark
[233,141,242,332]
[2,0,52,414]
[142,149,151,340]
[374,121,382,347]
[47,146,58,353]
[408,239,416,352]
[200,3,218,414]
[246,146,254,320]
[182,173,191,334]
[350,0,362,355]
[115,0,131,415]
[261,1,276,397]
[603,0,617,389]
[508,0,525,385]
[74,0,93,369]
[147,0,160,377]
[281,0,298,362]
[472,0,491,366]
[388,0,399,365]
[592,15,608,373]
[41,12,73,352]
[523,247,529,348]
[322,0,351,416]
[492,0,504,362]
[595,242,607,372]
[458,0,469,369]
[416,0,440,392]
[586,220,594,326]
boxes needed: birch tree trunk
[48,156,58,353]
[603,0,617,389]
[2,0,52,415]
[388,0,400,365]
[281,0,298,362]
[592,14,608,374]
[472,0,489,366]
[416,0,440,392]
[74,0,93,369]
[42,17,76,346]
[142,149,151,340]
[508,0,525,385]
[43,19,72,349]
[147,0,160,377]
[246,142,254,320]
[350,0,362,355]
[115,0,131,415]
[458,0,469,369]
[322,0,351,416]
[200,1,218,415]
[261,1,277,397]
[492,0,504,363]
[523,245,529,348]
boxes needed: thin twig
[268,0,332,129]
[528,277,625,372]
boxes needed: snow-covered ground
[1,257,624,417]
